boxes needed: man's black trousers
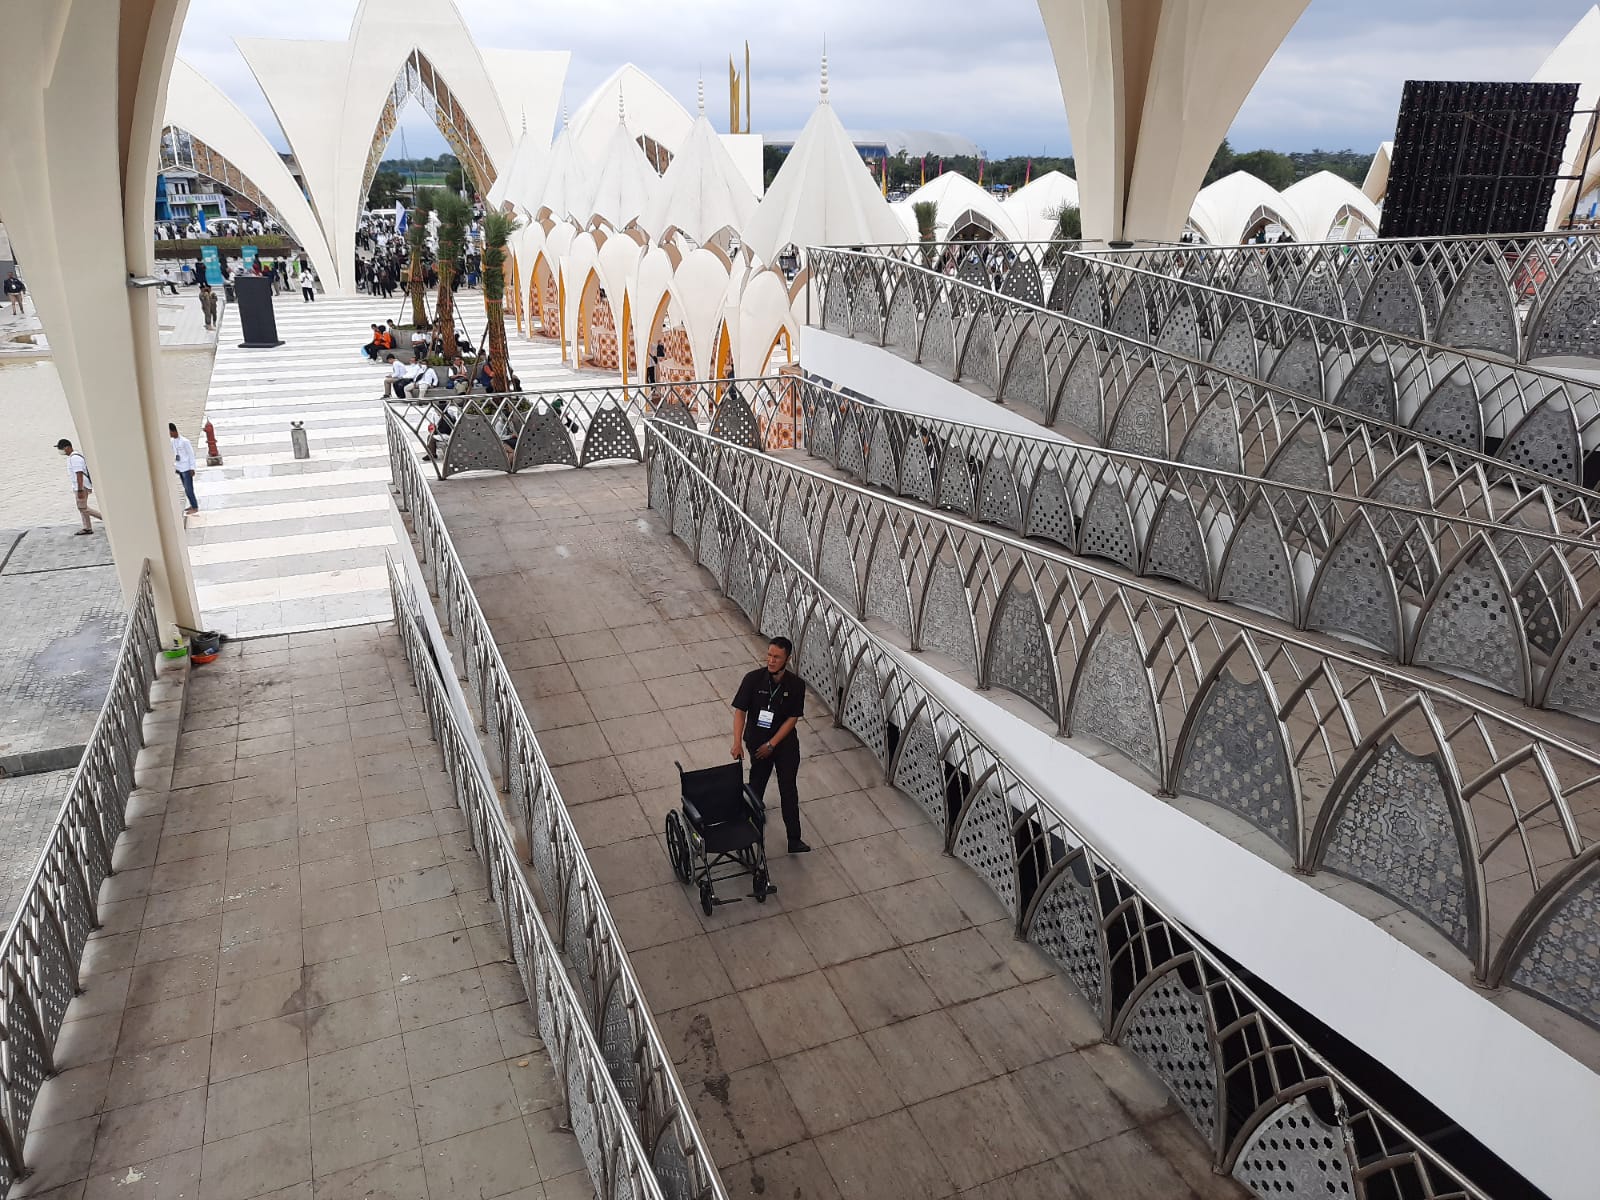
[746,736,802,846]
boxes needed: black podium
[235,275,284,348]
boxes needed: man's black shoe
[788,840,812,854]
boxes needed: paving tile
[741,970,855,1059]
[310,1089,420,1176]
[212,966,308,1032]
[864,1012,993,1106]
[309,1149,427,1200]
[905,928,1019,1006]
[948,985,1102,1074]
[692,1062,804,1166]
[866,877,973,945]
[411,1062,520,1145]
[816,1109,954,1200]
[909,1075,1058,1190]
[402,1010,504,1083]
[824,949,941,1032]
[421,1118,537,1200]
[104,1037,212,1110]
[203,1060,309,1142]
[708,915,819,989]
[210,1013,307,1083]
[82,1146,201,1200]
[773,1037,901,1138]
[198,1115,311,1200]
[1012,1053,1140,1152]
[118,990,215,1054]
[89,1086,206,1174]
[394,967,486,1033]
[309,1035,409,1113]
[729,1139,843,1200]
[629,936,733,1012]
[787,896,897,968]
[305,989,402,1055]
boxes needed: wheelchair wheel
[753,868,770,903]
[699,881,715,916]
[665,812,691,884]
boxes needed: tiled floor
[15,624,593,1200]
[190,293,610,637]
[429,465,1245,1200]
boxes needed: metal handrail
[788,372,1600,714]
[386,559,666,1200]
[386,418,728,1200]
[0,562,159,1193]
[651,419,1600,1026]
[810,247,1600,525]
[645,422,1504,1200]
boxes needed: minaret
[820,50,829,106]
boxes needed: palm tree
[406,188,437,330]
[912,200,938,267]
[481,210,521,393]
[432,192,472,359]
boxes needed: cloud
[174,0,1597,160]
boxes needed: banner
[395,200,408,234]
[200,245,222,285]
[240,245,258,273]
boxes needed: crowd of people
[153,213,280,241]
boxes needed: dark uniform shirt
[732,668,805,746]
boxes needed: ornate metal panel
[1231,1095,1357,1198]
[746,471,773,534]
[1026,860,1106,1006]
[1119,972,1218,1144]
[891,712,949,825]
[1306,519,1403,657]
[599,986,641,1113]
[1436,252,1519,357]
[1078,479,1138,571]
[758,574,793,641]
[513,409,579,470]
[1510,864,1600,1029]
[1048,255,1086,312]
[1156,299,1201,358]
[958,316,998,394]
[1291,267,1347,320]
[1322,738,1472,952]
[921,292,956,378]
[1411,542,1527,699]
[837,407,866,479]
[647,451,668,513]
[1527,252,1600,360]
[918,558,979,674]
[1109,284,1151,341]
[578,404,642,466]
[1142,496,1210,595]
[1543,602,1600,720]
[900,434,936,504]
[1068,623,1161,780]
[935,451,975,515]
[851,270,883,342]
[1067,272,1108,326]
[775,495,814,572]
[884,279,919,353]
[817,514,859,612]
[656,397,698,429]
[727,533,760,620]
[709,389,763,449]
[1024,469,1075,551]
[1411,367,1484,451]
[1176,397,1244,474]
[440,412,509,477]
[976,452,1022,531]
[1356,260,1426,338]
[841,655,887,762]
[999,328,1049,415]
[810,403,838,464]
[696,508,727,584]
[1107,369,1169,459]
[671,477,697,549]
[1332,348,1399,424]
[1209,314,1260,379]
[1176,670,1296,852]
[652,1131,694,1200]
[1266,332,1324,400]
[985,584,1059,721]
[999,258,1044,305]
[1263,420,1332,493]
[1055,345,1104,437]
[863,530,913,638]
[1217,505,1297,624]
[822,274,850,334]
[1496,400,1581,485]
[952,779,1018,915]
[866,420,899,491]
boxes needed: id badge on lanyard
[756,678,781,730]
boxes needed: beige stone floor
[430,464,1244,1200]
[13,624,592,1200]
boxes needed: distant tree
[1049,204,1082,241]
[912,201,939,242]
[368,170,404,208]
[432,191,472,358]
[1204,139,1236,187]
[763,144,788,189]
[1232,149,1297,191]
[444,164,478,198]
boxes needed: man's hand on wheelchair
[754,742,774,760]
[730,740,743,760]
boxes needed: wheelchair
[665,760,774,915]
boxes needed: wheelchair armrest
[682,798,707,830]
[742,786,767,828]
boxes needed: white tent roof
[584,103,659,228]
[1362,142,1393,206]
[487,125,547,213]
[1535,5,1600,228]
[1005,171,1080,241]
[743,59,907,262]
[640,110,756,245]
[530,122,595,223]
[1188,170,1307,243]
[1281,171,1379,240]
[896,173,1021,241]
[570,63,693,164]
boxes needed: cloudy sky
[176,0,1598,160]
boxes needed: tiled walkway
[191,293,605,637]
[15,625,591,1200]
[429,465,1244,1200]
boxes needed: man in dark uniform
[731,636,810,853]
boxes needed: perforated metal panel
[1497,401,1581,484]
[921,293,956,378]
[1306,520,1402,656]
[884,280,918,353]
[1120,973,1218,1143]
[1333,349,1399,424]
[841,656,887,762]
[817,515,859,611]
[953,780,1018,916]
[652,1129,695,1200]
[935,452,975,515]
[976,453,1022,531]
[864,531,912,638]
[1069,626,1161,780]
[1411,369,1485,451]
[776,495,815,572]
[710,389,764,450]
[866,421,899,491]
[823,275,850,334]
[1412,544,1526,698]
[900,435,936,504]
[918,559,978,674]
[1024,469,1075,551]
[1000,259,1045,305]
[1176,398,1244,474]
[1056,348,1104,437]
[1176,671,1295,851]
[1324,738,1472,951]
[959,317,998,394]
[1436,252,1519,356]
[999,329,1049,415]
[1357,260,1426,338]
[513,408,579,469]
[1209,315,1260,378]
[441,412,510,477]
[1107,370,1169,459]
[986,585,1059,721]
[759,577,793,641]
[797,612,837,706]
[1528,252,1600,359]
[1218,506,1297,624]
[600,985,641,1113]
[1109,285,1151,341]
[1143,497,1210,595]
[1267,334,1325,400]
[1511,863,1600,1029]
[892,713,949,824]
[1027,862,1106,1005]
[1078,479,1138,571]
[579,404,643,466]
[1231,1095,1357,1198]
[1157,300,1201,358]
[1544,603,1600,720]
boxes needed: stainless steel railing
[811,246,1600,517]
[386,558,669,1200]
[387,428,728,1200]
[788,370,1600,719]
[651,418,1600,1037]
[0,562,159,1193]
[645,421,1503,1200]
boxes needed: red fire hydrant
[204,419,222,466]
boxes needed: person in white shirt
[301,265,318,303]
[406,360,439,399]
[169,423,199,514]
[55,438,102,534]
[383,353,412,399]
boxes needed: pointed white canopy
[487,125,547,213]
[640,107,757,245]
[584,101,659,229]
[1281,171,1379,241]
[1362,141,1393,206]
[530,122,595,223]
[1536,4,1600,228]
[570,63,694,165]
[1006,171,1081,241]
[743,58,905,263]
[895,173,1021,241]
[1188,170,1307,244]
